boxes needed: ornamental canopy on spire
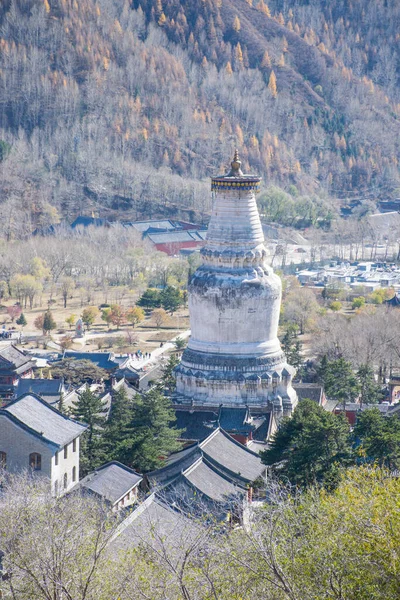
[211,149,261,192]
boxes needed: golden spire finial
[228,148,244,176]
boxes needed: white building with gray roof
[0,393,87,495]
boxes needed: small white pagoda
[175,151,297,416]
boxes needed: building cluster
[3,152,398,545]
[297,261,400,294]
[37,216,207,256]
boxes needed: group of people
[132,350,152,361]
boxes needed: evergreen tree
[58,391,66,414]
[160,286,182,313]
[113,387,183,472]
[137,288,161,309]
[357,364,383,406]
[43,310,56,335]
[261,399,352,489]
[71,386,108,475]
[16,313,27,327]
[161,354,181,392]
[318,356,360,409]
[353,409,400,470]
[103,387,133,458]
[281,325,302,370]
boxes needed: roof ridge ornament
[228,148,244,177]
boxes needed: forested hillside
[0,0,399,236]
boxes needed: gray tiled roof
[182,458,242,502]
[130,219,175,232]
[3,393,86,448]
[80,461,142,505]
[294,384,324,404]
[148,428,265,488]
[0,344,33,370]
[174,409,219,441]
[200,429,264,482]
[174,407,268,442]
[15,379,64,398]
[112,493,200,552]
[147,230,206,244]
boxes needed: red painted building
[147,230,207,256]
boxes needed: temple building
[174,151,297,427]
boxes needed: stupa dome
[175,151,297,415]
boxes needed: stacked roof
[147,429,265,508]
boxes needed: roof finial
[228,148,244,177]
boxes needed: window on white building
[29,453,41,471]
[64,445,68,459]
[73,439,76,452]
[55,452,58,466]
[72,466,76,482]
[63,473,68,489]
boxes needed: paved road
[130,329,191,371]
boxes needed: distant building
[14,379,70,407]
[0,344,35,401]
[378,199,400,212]
[0,393,86,495]
[79,461,142,511]
[125,219,207,255]
[145,229,207,255]
[174,405,273,447]
[62,351,121,373]
[70,216,110,229]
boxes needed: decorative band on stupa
[211,149,261,191]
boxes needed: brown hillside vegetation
[0,0,399,236]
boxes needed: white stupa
[175,151,297,416]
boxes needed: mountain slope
[0,0,398,237]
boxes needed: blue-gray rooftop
[2,393,86,448]
[79,461,142,505]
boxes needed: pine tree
[103,387,133,459]
[43,310,56,335]
[161,354,181,392]
[16,313,27,327]
[71,386,108,475]
[261,399,352,489]
[112,387,183,472]
[357,364,383,406]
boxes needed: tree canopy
[261,399,352,489]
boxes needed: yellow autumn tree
[268,70,277,97]
[225,61,233,75]
[232,16,241,32]
[257,0,271,17]
[261,50,271,68]
[235,43,243,64]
